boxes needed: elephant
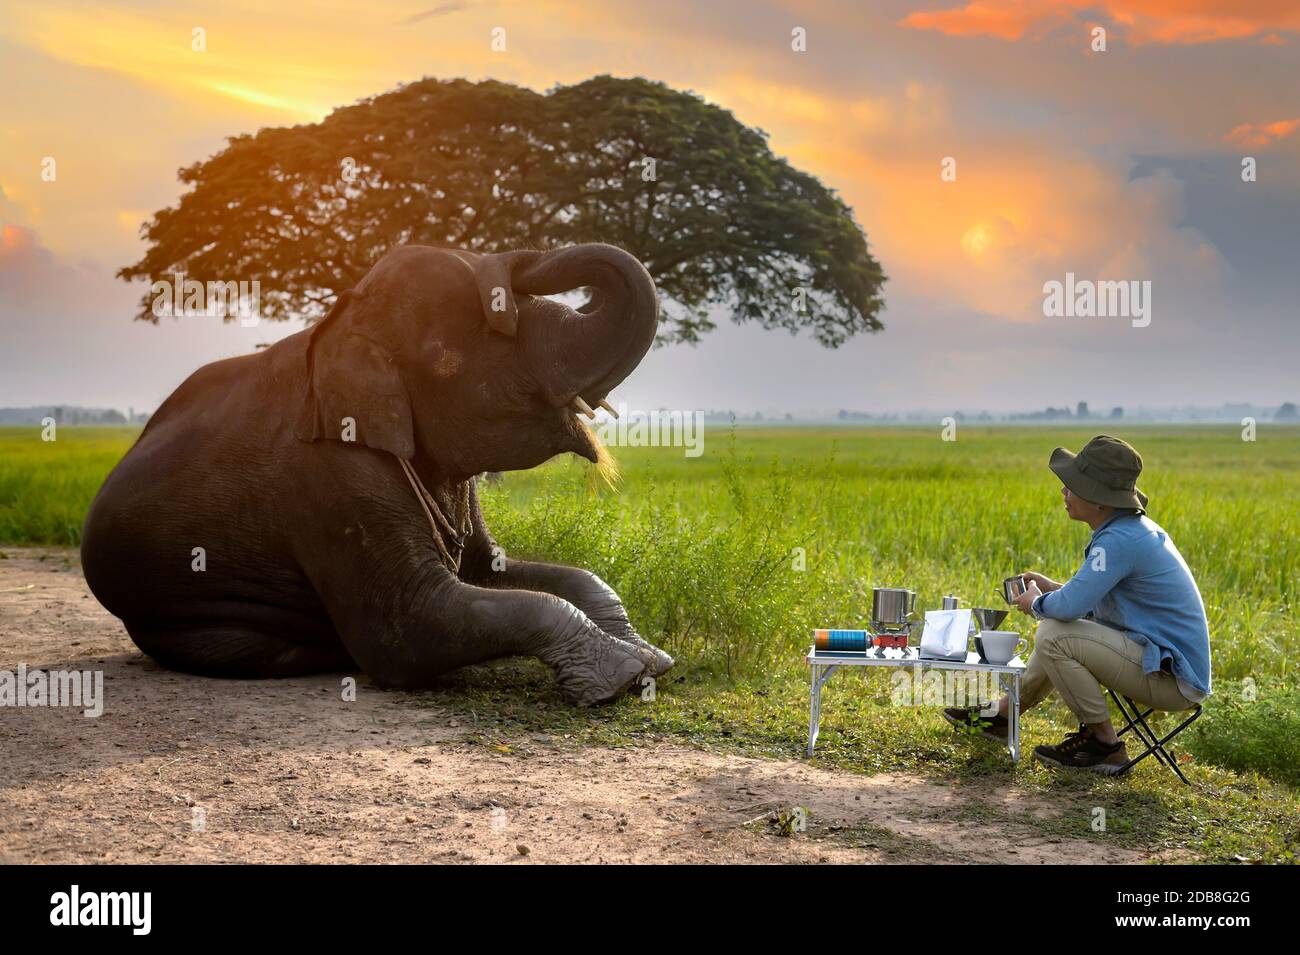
[81,243,674,705]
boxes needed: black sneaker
[943,704,1008,741]
[1034,726,1130,775]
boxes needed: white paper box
[919,609,973,661]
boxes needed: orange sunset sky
[1,0,1297,414]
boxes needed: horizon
[4,399,1296,426]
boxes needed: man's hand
[1014,580,1042,615]
[1022,571,1061,593]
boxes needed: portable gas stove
[871,622,912,651]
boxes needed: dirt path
[0,549,1142,864]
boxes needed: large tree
[120,75,886,346]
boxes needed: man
[945,435,1212,774]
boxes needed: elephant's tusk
[598,399,618,418]
[571,396,597,419]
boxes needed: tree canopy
[120,75,887,346]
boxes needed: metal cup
[941,594,960,611]
[1001,575,1027,604]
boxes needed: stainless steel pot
[872,587,916,626]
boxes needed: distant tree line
[0,407,149,425]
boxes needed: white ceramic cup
[980,630,1027,665]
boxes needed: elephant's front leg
[458,480,673,677]
[488,559,674,677]
[343,569,651,706]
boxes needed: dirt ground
[0,548,1143,864]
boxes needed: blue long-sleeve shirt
[1031,512,1212,699]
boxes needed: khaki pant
[1022,617,1192,724]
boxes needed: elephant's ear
[444,249,534,338]
[471,253,521,337]
[294,291,415,459]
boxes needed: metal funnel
[971,608,1009,632]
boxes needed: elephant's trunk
[510,244,659,407]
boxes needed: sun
[961,223,992,256]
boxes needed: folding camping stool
[1106,688,1203,785]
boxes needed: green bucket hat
[1048,434,1148,510]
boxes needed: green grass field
[0,427,141,546]
[4,423,1299,860]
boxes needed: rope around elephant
[398,457,474,573]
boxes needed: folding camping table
[804,646,1027,762]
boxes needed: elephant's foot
[586,617,674,677]
[564,576,674,676]
[620,633,675,678]
[539,622,651,707]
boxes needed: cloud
[902,1,1300,45]
[696,74,949,145]
[0,223,67,298]
[5,5,359,121]
[674,67,1232,330]
[1223,118,1300,148]
[865,148,1230,327]
[902,1,1074,40]
[400,3,468,25]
